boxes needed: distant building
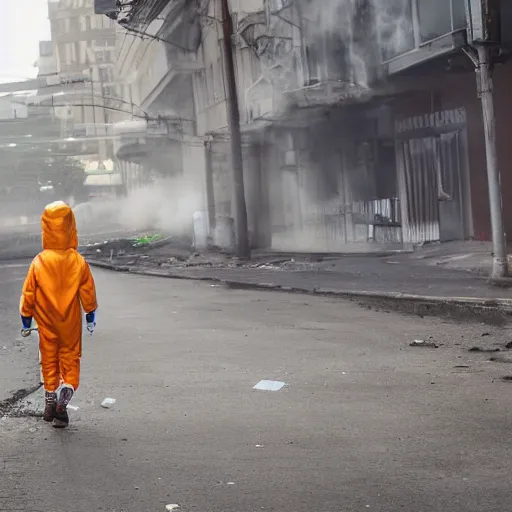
[36,41,58,77]
[47,0,119,166]
[0,97,28,120]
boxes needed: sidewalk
[85,240,512,320]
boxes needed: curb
[87,259,512,322]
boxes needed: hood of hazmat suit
[41,200,79,251]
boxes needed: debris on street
[253,380,286,391]
[101,398,116,408]
[410,339,439,348]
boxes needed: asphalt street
[2,268,512,511]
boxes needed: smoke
[74,175,203,240]
[116,176,202,235]
[300,0,413,87]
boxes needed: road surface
[1,269,512,511]
[0,261,39,404]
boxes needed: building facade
[98,0,512,251]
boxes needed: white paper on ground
[101,398,116,408]
[253,380,286,391]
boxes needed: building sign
[395,108,467,134]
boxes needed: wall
[493,62,512,244]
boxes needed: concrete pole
[476,44,508,279]
[220,0,250,259]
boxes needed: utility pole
[475,44,508,279]
[220,0,250,259]
[465,0,508,279]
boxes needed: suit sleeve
[78,260,98,314]
[20,259,38,317]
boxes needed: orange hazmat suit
[20,201,98,392]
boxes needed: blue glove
[21,316,33,337]
[21,316,32,329]
[86,310,96,334]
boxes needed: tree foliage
[37,156,87,199]
[9,155,87,202]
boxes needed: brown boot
[43,392,57,422]
[53,386,73,429]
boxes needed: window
[70,17,79,32]
[305,38,323,83]
[79,41,87,63]
[418,0,452,42]
[99,67,109,82]
[379,0,467,60]
[85,15,92,31]
[379,0,415,61]
[452,0,467,30]
[65,43,72,65]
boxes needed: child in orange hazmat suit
[20,201,98,428]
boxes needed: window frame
[378,0,467,64]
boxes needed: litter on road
[165,504,180,511]
[410,339,439,348]
[101,398,116,408]
[253,380,286,391]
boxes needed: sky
[0,0,51,82]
